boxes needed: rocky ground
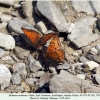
[1,0,100,93]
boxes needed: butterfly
[45,36,65,63]
[21,27,57,49]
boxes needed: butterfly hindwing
[46,49,65,63]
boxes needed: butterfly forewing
[21,28,41,47]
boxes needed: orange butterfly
[45,36,65,63]
[21,27,57,49]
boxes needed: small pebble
[36,21,47,33]
[84,61,99,70]
[11,73,21,85]
[77,74,86,80]
[90,47,98,55]
[95,44,100,51]
[72,52,79,57]
[13,4,22,9]
[61,5,68,11]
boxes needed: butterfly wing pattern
[46,36,65,63]
[21,28,41,48]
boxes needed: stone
[90,47,98,55]
[36,21,47,33]
[4,88,11,93]
[68,26,92,41]
[93,55,100,64]
[0,22,8,34]
[45,30,55,34]
[61,4,68,11]
[21,1,35,26]
[35,71,45,78]
[0,48,5,58]
[11,73,21,85]
[0,12,2,18]
[37,73,54,87]
[72,34,99,48]
[11,54,20,63]
[49,67,57,74]
[75,65,83,71]
[77,74,86,80]
[86,54,94,60]
[66,55,76,62]
[0,22,7,29]
[28,55,42,72]
[8,18,35,33]
[75,16,97,28]
[82,68,90,73]
[84,61,99,70]
[13,63,27,79]
[0,32,15,50]
[37,1,71,32]
[28,55,36,66]
[25,78,37,85]
[0,64,11,90]
[79,56,89,63]
[14,46,30,60]
[11,10,20,17]
[1,56,15,65]
[8,18,40,47]
[0,0,14,6]
[49,70,100,93]
[29,61,42,73]
[57,63,70,70]
[1,56,12,61]
[72,52,79,57]
[71,1,100,15]
[77,50,82,54]
[96,67,100,75]
[64,43,77,55]
[67,23,75,33]
[11,86,24,93]
[81,46,91,52]
[1,12,12,22]
[0,6,11,14]
[21,81,30,92]
[93,28,99,34]
[95,44,100,51]
[94,74,100,85]
[71,63,83,71]
[86,54,100,64]
[13,4,22,9]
